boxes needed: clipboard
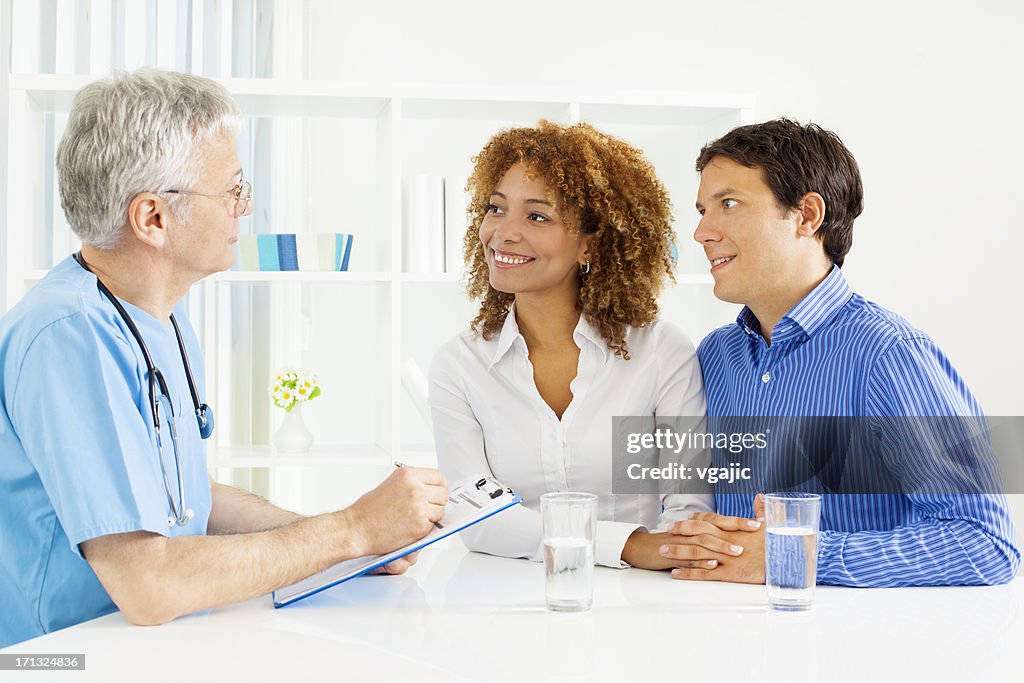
[272,475,521,607]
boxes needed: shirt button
[761,372,771,383]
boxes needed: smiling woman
[428,120,715,573]
[477,162,591,310]
[463,120,677,360]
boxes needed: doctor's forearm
[86,466,447,625]
[207,480,304,534]
[84,509,368,626]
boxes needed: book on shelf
[237,233,354,271]
[402,175,445,273]
[444,175,470,276]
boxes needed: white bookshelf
[4,71,749,510]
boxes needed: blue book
[339,233,353,271]
[276,234,299,271]
[271,476,521,607]
[257,234,280,271]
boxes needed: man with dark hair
[655,118,1019,587]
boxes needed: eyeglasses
[160,178,253,217]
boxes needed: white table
[4,539,1022,682]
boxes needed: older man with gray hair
[0,68,448,647]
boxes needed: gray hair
[56,68,243,248]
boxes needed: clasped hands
[621,494,767,584]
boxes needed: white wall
[305,0,1024,555]
[306,0,1024,415]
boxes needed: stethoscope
[74,252,214,527]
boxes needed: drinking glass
[764,493,821,611]
[541,492,597,612]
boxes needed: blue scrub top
[0,256,212,647]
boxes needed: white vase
[274,403,314,453]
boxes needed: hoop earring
[581,260,591,275]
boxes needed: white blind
[9,0,271,76]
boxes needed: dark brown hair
[695,118,864,267]
[465,120,676,359]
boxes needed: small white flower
[271,367,320,410]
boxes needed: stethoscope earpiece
[167,509,194,527]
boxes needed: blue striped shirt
[697,266,1019,586]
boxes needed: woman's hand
[621,528,738,571]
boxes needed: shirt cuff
[815,529,846,583]
[595,520,645,568]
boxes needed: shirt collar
[490,304,523,369]
[489,303,609,369]
[572,313,609,363]
[735,265,854,342]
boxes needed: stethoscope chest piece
[197,404,215,439]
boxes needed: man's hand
[622,528,741,571]
[665,494,767,584]
[344,467,448,557]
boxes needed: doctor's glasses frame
[159,178,253,217]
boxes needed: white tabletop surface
[3,539,1022,682]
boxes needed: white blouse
[428,306,712,568]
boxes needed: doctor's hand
[343,467,448,557]
[665,494,766,584]
[370,552,420,575]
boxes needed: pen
[393,461,405,468]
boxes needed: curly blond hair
[464,120,676,359]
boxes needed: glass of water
[764,493,821,611]
[541,492,597,612]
